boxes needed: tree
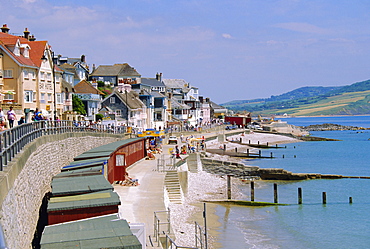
[72,95,86,115]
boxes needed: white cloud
[222,33,232,39]
[273,22,329,34]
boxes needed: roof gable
[74,80,104,95]
[91,63,140,77]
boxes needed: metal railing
[0,120,127,171]
[153,209,171,247]
[194,221,205,249]
[162,232,198,249]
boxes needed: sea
[214,116,370,249]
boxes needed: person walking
[0,108,5,127]
[7,106,16,128]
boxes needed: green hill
[221,80,370,116]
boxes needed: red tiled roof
[0,32,47,68]
[74,80,104,95]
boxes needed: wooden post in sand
[240,137,242,143]
[251,181,255,201]
[298,188,302,204]
[267,142,269,147]
[259,150,262,158]
[227,175,232,199]
[235,147,238,153]
[274,183,278,203]
[247,149,250,156]
[322,192,327,204]
[349,197,353,204]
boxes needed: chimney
[206,98,210,103]
[28,35,36,41]
[23,28,30,40]
[81,54,85,63]
[156,72,162,81]
[199,96,204,103]
[1,24,10,33]
[92,64,96,72]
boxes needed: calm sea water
[214,116,370,249]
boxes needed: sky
[2,0,370,104]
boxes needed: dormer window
[13,46,20,56]
[23,47,29,58]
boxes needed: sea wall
[0,132,125,249]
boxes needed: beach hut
[47,190,121,225]
[73,138,146,183]
[51,175,113,197]
[40,214,141,249]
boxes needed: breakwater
[200,157,370,180]
[301,123,370,131]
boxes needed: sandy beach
[167,131,300,248]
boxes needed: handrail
[0,120,127,171]
[162,232,199,249]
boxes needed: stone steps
[164,170,182,204]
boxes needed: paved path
[114,142,180,248]
[113,128,243,248]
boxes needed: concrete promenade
[113,128,243,248]
[114,142,176,248]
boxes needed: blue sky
[2,0,370,103]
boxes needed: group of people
[0,106,25,130]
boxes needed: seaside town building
[0,24,63,121]
[0,23,222,131]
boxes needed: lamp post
[41,49,57,120]
[125,89,128,127]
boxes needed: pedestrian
[175,145,181,159]
[18,116,25,125]
[0,108,5,127]
[33,108,43,121]
[7,106,16,128]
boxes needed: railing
[0,120,128,171]
[162,232,199,249]
[153,209,171,247]
[194,221,206,249]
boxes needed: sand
[167,132,299,248]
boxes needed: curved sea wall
[0,132,125,249]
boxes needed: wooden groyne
[229,140,287,149]
[206,149,274,158]
[204,199,288,206]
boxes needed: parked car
[225,125,238,130]
[168,136,178,144]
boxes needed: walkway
[114,142,178,248]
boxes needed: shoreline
[168,132,298,248]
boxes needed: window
[56,93,62,104]
[30,71,36,80]
[23,69,29,79]
[33,92,36,101]
[116,110,121,116]
[41,93,45,103]
[56,74,60,83]
[24,90,33,103]
[47,73,52,82]
[4,93,14,101]
[40,72,45,81]
[47,93,52,102]
[110,97,115,103]
[4,69,13,78]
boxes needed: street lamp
[41,49,57,120]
